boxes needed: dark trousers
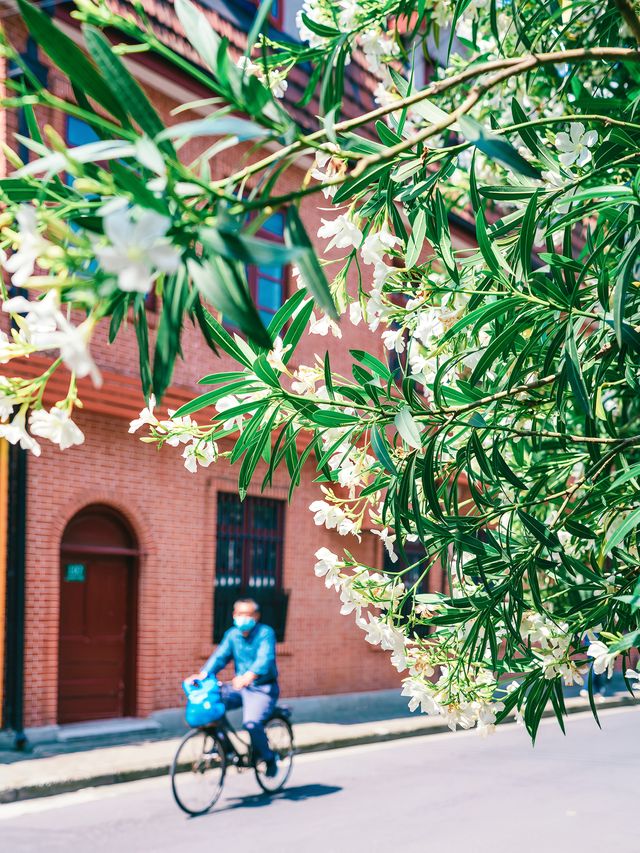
[220,682,279,762]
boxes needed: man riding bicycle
[190,598,280,777]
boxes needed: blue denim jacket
[203,623,278,686]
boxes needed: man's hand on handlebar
[187,670,208,685]
[232,671,256,690]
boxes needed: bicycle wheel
[170,728,227,816]
[254,714,295,794]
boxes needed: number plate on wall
[65,563,86,582]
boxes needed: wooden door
[58,507,138,724]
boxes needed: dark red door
[58,507,138,724]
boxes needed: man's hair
[234,597,260,613]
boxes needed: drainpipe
[4,444,28,751]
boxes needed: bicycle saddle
[275,705,291,718]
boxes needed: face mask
[234,616,257,632]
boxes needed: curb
[1,695,636,804]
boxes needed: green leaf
[83,27,173,155]
[613,233,640,348]
[193,305,252,367]
[284,207,338,320]
[406,209,426,270]
[156,116,269,143]
[518,510,560,550]
[564,322,592,417]
[134,301,152,400]
[371,425,398,475]
[281,299,314,363]
[350,350,392,380]
[202,228,301,267]
[266,289,307,340]
[603,507,640,555]
[175,0,223,80]
[174,380,258,417]
[458,115,542,179]
[153,269,188,399]
[189,257,272,349]
[516,190,539,277]
[300,12,340,37]
[310,411,360,427]
[510,99,558,171]
[245,0,274,59]
[16,0,128,126]
[394,408,423,449]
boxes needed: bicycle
[170,686,295,816]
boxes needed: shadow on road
[192,783,342,817]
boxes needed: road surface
[1,706,638,853]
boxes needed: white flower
[554,123,598,168]
[625,669,640,691]
[2,205,51,287]
[338,573,369,616]
[401,678,440,715]
[349,301,362,326]
[0,330,14,364]
[236,55,260,77]
[337,515,358,537]
[236,55,288,98]
[56,318,102,387]
[521,611,555,646]
[182,438,217,473]
[372,261,395,288]
[270,76,288,99]
[309,311,342,338]
[314,547,342,589]
[3,290,59,349]
[291,365,320,395]
[310,499,339,528]
[0,409,40,456]
[365,288,390,331]
[413,308,446,348]
[587,640,617,678]
[159,410,195,446]
[2,292,101,386]
[317,214,362,251]
[296,0,333,48]
[359,29,399,76]
[367,572,405,610]
[0,377,18,421]
[311,146,342,199]
[215,394,244,431]
[359,613,405,655]
[29,406,84,450]
[266,336,291,372]
[372,527,397,562]
[338,0,360,28]
[390,647,408,673]
[408,348,437,385]
[129,395,158,433]
[95,207,181,294]
[381,327,406,354]
[360,224,400,267]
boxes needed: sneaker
[265,757,279,778]
[579,689,588,698]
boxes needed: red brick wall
[1,15,405,728]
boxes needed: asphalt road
[1,707,638,853]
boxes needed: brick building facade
[0,0,460,733]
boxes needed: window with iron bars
[213,492,288,642]
[384,539,432,594]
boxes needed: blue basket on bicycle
[182,677,225,727]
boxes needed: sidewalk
[0,688,636,804]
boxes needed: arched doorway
[58,505,139,724]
